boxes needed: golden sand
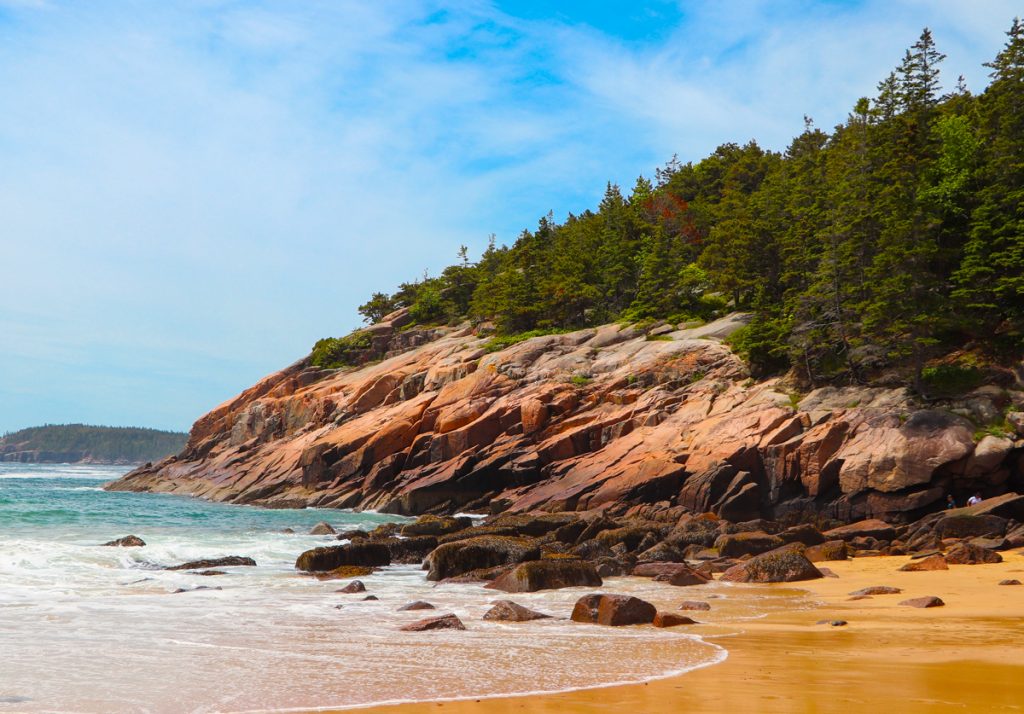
[347,551,1024,714]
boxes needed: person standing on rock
[946,494,957,509]
[967,492,983,506]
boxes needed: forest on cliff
[0,424,188,463]
[322,24,1023,393]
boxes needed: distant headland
[0,424,187,465]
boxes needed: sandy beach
[350,551,1024,714]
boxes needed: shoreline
[319,551,1024,714]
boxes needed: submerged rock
[399,614,466,631]
[166,556,256,570]
[653,612,698,628]
[483,600,551,622]
[336,580,366,593]
[102,535,145,547]
[398,601,436,611]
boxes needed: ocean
[0,463,802,713]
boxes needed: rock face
[570,594,657,627]
[104,314,1023,524]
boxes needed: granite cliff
[107,312,1024,524]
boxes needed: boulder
[720,551,823,583]
[595,526,661,551]
[295,542,391,572]
[400,515,473,537]
[678,600,711,611]
[336,580,366,593]
[398,601,436,611]
[934,514,1008,539]
[424,536,540,581]
[653,612,698,627]
[102,535,145,547]
[166,556,256,570]
[899,596,944,608]
[631,562,709,586]
[848,586,901,596]
[635,541,688,563]
[778,524,826,546]
[399,614,466,631]
[944,543,1003,565]
[309,521,336,535]
[899,554,948,571]
[714,532,785,558]
[485,513,577,537]
[804,540,848,562]
[570,594,657,627]
[483,600,552,622]
[823,519,896,542]
[486,558,602,593]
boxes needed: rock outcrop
[106,313,1024,524]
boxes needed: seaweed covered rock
[720,551,823,583]
[400,515,473,537]
[570,594,657,626]
[167,556,256,570]
[295,542,390,572]
[380,535,438,564]
[714,531,784,558]
[486,558,602,593]
[485,513,578,537]
[483,600,552,621]
[424,536,540,581]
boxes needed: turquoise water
[0,463,397,538]
[0,464,777,713]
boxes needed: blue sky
[0,0,1019,434]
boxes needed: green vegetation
[569,375,593,388]
[0,424,187,463]
[335,23,1024,394]
[482,328,568,353]
[920,363,984,394]
[310,331,373,368]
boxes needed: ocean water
[0,463,803,713]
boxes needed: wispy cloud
[0,0,1018,432]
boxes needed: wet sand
[349,551,1024,714]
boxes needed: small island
[0,424,187,465]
